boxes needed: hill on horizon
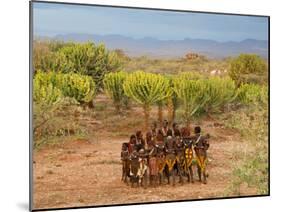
[38,33,268,59]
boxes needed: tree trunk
[158,103,163,125]
[114,102,121,113]
[143,104,150,132]
[167,98,174,126]
[172,109,176,124]
[184,110,191,130]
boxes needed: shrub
[58,72,96,104]
[203,77,237,113]
[33,71,96,104]
[57,42,121,90]
[229,54,268,86]
[237,83,268,106]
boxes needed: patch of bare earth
[33,119,256,210]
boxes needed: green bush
[229,54,268,86]
[103,71,129,111]
[33,71,62,104]
[58,72,96,104]
[237,83,268,106]
[57,42,121,90]
[33,71,96,104]
[203,77,237,113]
[33,41,122,91]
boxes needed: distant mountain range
[47,33,268,59]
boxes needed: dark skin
[135,131,145,151]
[129,151,140,188]
[128,135,136,154]
[146,131,155,187]
[162,121,173,141]
[191,132,210,184]
[147,146,158,187]
[121,143,130,183]
[165,137,176,186]
[182,137,194,183]
[181,127,194,183]
[172,123,181,137]
[138,150,149,188]
[155,131,166,185]
[146,132,154,150]
[175,137,186,184]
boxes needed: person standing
[193,126,210,184]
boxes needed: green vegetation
[123,55,229,76]
[33,40,269,195]
[224,106,268,195]
[33,41,122,91]
[203,77,237,113]
[33,71,96,145]
[237,83,268,106]
[103,71,129,112]
[229,54,268,86]
[166,77,180,125]
[173,75,207,124]
[123,71,171,130]
[34,71,96,104]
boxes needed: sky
[33,2,269,42]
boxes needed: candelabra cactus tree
[123,71,171,131]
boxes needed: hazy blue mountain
[52,33,268,59]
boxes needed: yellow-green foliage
[123,71,171,130]
[33,41,122,90]
[58,72,96,103]
[178,71,206,80]
[203,77,237,113]
[165,76,181,124]
[123,71,171,106]
[103,71,128,111]
[173,75,207,123]
[57,42,121,89]
[237,83,268,106]
[33,71,96,104]
[229,54,268,86]
[33,71,62,104]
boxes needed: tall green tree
[173,76,207,125]
[103,71,128,112]
[123,71,171,131]
[203,77,237,113]
[57,42,121,90]
[165,76,180,126]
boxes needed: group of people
[121,120,210,187]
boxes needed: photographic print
[30,1,269,210]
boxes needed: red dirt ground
[33,120,257,210]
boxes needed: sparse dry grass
[222,105,268,195]
[123,56,230,75]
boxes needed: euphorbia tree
[173,75,207,125]
[103,71,128,112]
[165,76,180,126]
[203,77,237,113]
[123,71,171,131]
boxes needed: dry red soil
[33,121,257,210]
